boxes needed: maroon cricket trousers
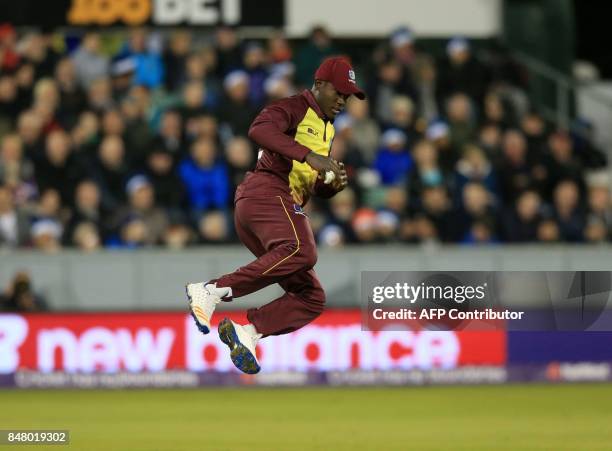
[215,194,325,336]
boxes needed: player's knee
[296,243,317,269]
[312,288,325,313]
[304,285,325,314]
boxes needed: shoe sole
[218,318,261,374]
[185,284,210,334]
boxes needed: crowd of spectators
[0,24,609,251]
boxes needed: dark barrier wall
[508,332,612,363]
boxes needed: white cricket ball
[324,171,336,184]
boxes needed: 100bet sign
[67,0,241,26]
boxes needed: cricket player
[185,56,365,374]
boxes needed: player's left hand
[329,161,348,191]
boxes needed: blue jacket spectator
[117,29,164,89]
[179,138,230,212]
[373,129,413,185]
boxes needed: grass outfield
[1,384,611,451]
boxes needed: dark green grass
[1,384,611,451]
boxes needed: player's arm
[248,104,342,177]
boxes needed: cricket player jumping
[186,57,365,374]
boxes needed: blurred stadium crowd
[0,24,609,251]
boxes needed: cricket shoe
[218,318,261,374]
[185,282,227,334]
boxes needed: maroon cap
[314,56,366,100]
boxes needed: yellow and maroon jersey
[235,90,336,206]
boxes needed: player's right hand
[305,152,342,178]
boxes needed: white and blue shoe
[185,282,221,334]
[218,318,261,374]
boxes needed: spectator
[225,136,254,193]
[415,185,455,242]
[383,95,421,144]
[0,75,19,133]
[71,111,100,155]
[65,180,105,244]
[454,145,497,199]
[426,120,455,171]
[242,42,269,108]
[571,118,607,169]
[520,110,548,155]
[328,187,358,242]
[0,134,34,191]
[264,74,293,102]
[218,70,257,138]
[330,115,367,185]
[552,179,585,242]
[408,139,445,200]
[55,57,87,129]
[143,146,184,217]
[120,92,153,166]
[17,110,43,155]
[463,217,497,245]
[369,58,410,124]
[72,221,102,252]
[71,33,110,88]
[351,208,378,243]
[457,182,497,241]
[497,130,534,204]
[537,218,561,243]
[437,36,488,107]
[0,185,30,247]
[179,138,230,215]
[117,28,164,89]
[585,176,612,242]
[318,223,345,248]
[376,209,400,242]
[110,56,136,100]
[34,129,80,204]
[542,130,584,198]
[88,135,129,211]
[153,109,183,156]
[0,23,20,72]
[101,108,125,137]
[373,129,413,186]
[179,81,207,128]
[0,271,48,312]
[383,27,420,103]
[445,93,476,154]
[268,31,292,64]
[198,210,231,243]
[483,91,514,129]
[22,32,59,79]
[413,55,439,122]
[34,188,64,224]
[163,223,195,249]
[214,25,242,76]
[295,26,337,87]
[501,190,542,242]
[31,218,62,252]
[478,122,503,161]
[345,98,380,163]
[163,30,192,92]
[86,77,114,113]
[111,175,169,246]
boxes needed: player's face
[315,81,349,119]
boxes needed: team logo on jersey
[348,70,356,84]
[293,204,308,217]
[307,127,319,137]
